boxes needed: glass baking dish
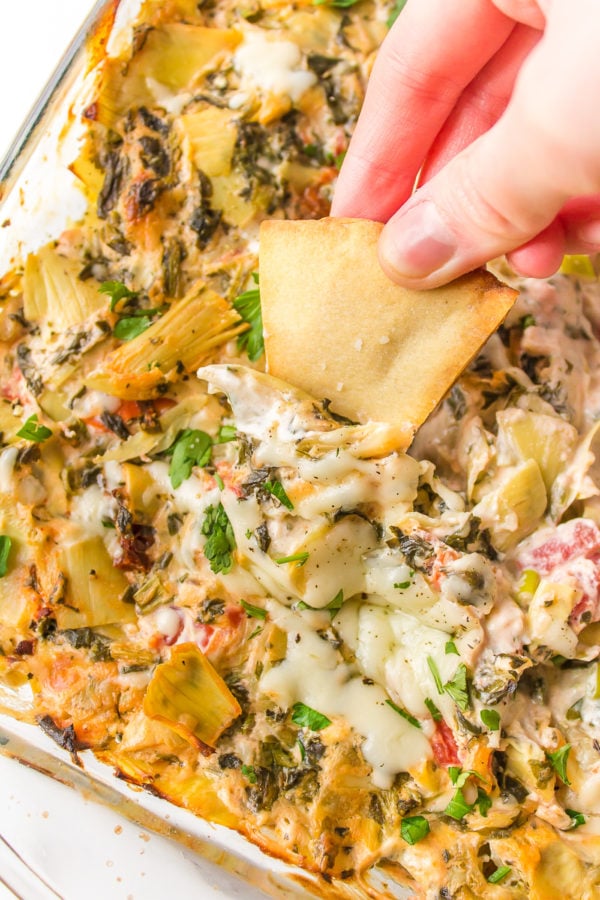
[0,4,411,897]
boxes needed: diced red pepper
[430,720,460,767]
[518,519,600,575]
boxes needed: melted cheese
[233,31,316,103]
[260,602,431,788]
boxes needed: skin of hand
[331,0,600,288]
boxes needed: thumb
[378,39,600,288]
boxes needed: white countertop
[0,1,91,162]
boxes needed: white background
[0,1,92,162]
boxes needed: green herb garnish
[445,640,459,655]
[386,0,407,27]
[385,699,421,729]
[17,414,52,443]
[476,787,492,817]
[547,744,572,785]
[566,698,584,721]
[566,808,586,829]
[394,573,414,590]
[217,424,237,443]
[99,280,138,311]
[201,503,236,574]
[520,314,536,329]
[444,663,470,711]
[427,656,443,694]
[264,479,294,510]
[444,788,472,820]
[113,315,152,341]
[480,709,500,731]
[488,866,511,884]
[314,0,364,8]
[168,429,213,489]
[400,815,429,845]
[241,599,267,620]
[424,698,442,721]
[233,283,264,361]
[291,702,331,731]
[275,551,309,567]
[241,764,257,784]
[297,589,344,618]
[0,536,12,578]
[448,767,486,789]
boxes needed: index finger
[331,0,514,222]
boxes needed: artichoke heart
[23,244,106,331]
[473,458,547,551]
[496,408,578,493]
[143,643,242,748]
[87,288,246,399]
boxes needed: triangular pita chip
[260,217,517,444]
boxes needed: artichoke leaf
[473,459,547,552]
[143,643,241,748]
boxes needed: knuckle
[441,153,531,241]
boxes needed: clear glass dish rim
[0,0,113,208]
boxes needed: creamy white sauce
[233,32,316,103]
[260,602,431,788]
[0,446,18,493]
[71,389,121,419]
[69,486,118,537]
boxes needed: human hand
[331,0,600,288]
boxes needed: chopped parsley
[427,656,443,694]
[547,744,572,785]
[476,787,492,817]
[448,767,486,789]
[488,866,511,884]
[298,589,344,618]
[0,536,11,578]
[264,479,294,510]
[275,551,309,567]
[520,314,536,329]
[314,0,364,7]
[167,429,213,489]
[240,599,267,620]
[217,424,237,443]
[445,640,459,655]
[444,769,489,820]
[113,315,152,341]
[394,572,414,590]
[385,699,421,729]
[444,663,470,711]
[201,503,236,574]
[100,280,164,340]
[444,788,472,821]
[386,0,408,27]
[99,280,138,311]
[424,697,442,721]
[241,764,257,784]
[480,709,500,731]
[400,815,429,845]
[233,279,264,361]
[291,702,331,731]
[17,414,52,443]
[566,808,586,829]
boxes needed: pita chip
[259,217,517,446]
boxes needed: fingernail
[380,200,457,280]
